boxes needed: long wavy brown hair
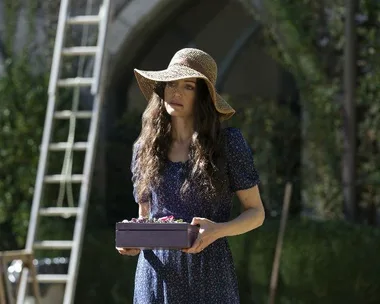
[134,79,224,202]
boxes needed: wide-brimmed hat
[134,48,235,121]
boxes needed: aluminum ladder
[16,0,112,303]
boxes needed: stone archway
[105,0,204,84]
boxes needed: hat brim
[134,66,235,121]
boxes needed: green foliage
[239,0,344,219]
[355,0,380,223]
[241,0,380,222]
[75,229,137,304]
[226,96,301,215]
[74,219,380,304]
[0,58,47,250]
[232,219,380,304]
[0,0,48,251]
[260,0,344,220]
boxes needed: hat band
[168,58,216,85]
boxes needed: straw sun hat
[134,48,236,121]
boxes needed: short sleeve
[224,128,260,192]
[131,142,150,204]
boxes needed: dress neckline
[167,159,190,166]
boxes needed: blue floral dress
[131,127,260,304]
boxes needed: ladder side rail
[48,0,72,95]
[17,0,72,303]
[63,1,112,303]
[25,0,71,252]
[91,1,110,95]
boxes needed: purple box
[115,222,200,249]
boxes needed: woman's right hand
[116,247,141,256]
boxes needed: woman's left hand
[182,217,223,254]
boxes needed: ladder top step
[49,142,88,151]
[44,175,84,183]
[39,207,80,217]
[67,15,101,25]
[34,240,73,250]
[54,111,93,119]
[57,77,93,87]
[62,46,98,56]
[29,274,68,284]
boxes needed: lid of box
[115,222,200,232]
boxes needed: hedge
[74,218,380,304]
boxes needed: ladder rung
[39,207,79,217]
[62,46,98,56]
[54,111,93,119]
[57,77,93,87]
[49,142,88,151]
[67,15,101,25]
[44,175,83,183]
[34,241,73,250]
[29,274,68,284]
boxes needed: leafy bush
[226,96,301,216]
[74,219,380,304]
[240,0,380,223]
[232,218,380,304]
[75,229,137,304]
[0,58,47,250]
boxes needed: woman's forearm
[217,207,265,238]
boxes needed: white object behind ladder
[16,0,112,303]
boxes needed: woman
[117,48,265,303]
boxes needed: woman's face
[164,78,197,118]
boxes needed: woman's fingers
[195,238,204,252]
[190,217,204,226]
[183,238,204,254]
[116,247,141,256]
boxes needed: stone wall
[0,0,129,76]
